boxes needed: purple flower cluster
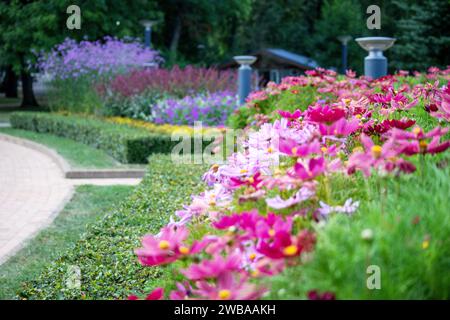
[148,91,238,126]
[38,37,162,80]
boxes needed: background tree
[0,0,161,107]
[389,0,450,71]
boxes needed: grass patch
[0,128,120,169]
[17,154,208,300]
[0,185,134,300]
[266,155,450,300]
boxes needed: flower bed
[129,68,450,300]
[97,66,237,121]
[38,37,161,114]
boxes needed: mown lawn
[0,185,134,300]
[0,128,121,168]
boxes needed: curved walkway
[0,139,74,264]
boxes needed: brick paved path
[0,140,73,264]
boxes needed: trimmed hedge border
[18,154,209,299]
[9,112,183,164]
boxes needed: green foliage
[227,85,331,129]
[45,77,103,115]
[390,0,450,71]
[0,185,133,300]
[9,112,178,164]
[17,155,209,300]
[311,0,366,72]
[267,156,450,299]
[0,0,160,71]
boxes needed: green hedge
[18,154,209,299]
[9,112,185,164]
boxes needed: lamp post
[338,35,352,74]
[233,56,257,105]
[355,37,396,79]
[140,20,156,48]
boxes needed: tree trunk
[169,15,182,63]
[2,65,18,98]
[20,70,38,107]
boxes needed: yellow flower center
[249,253,257,261]
[211,164,219,172]
[355,114,362,119]
[291,147,298,155]
[283,245,298,256]
[218,289,231,300]
[240,169,248,174]
[158,240,170,250]
[209,200,216,206]
[251,269,260,277]
[419,140,428,149]
[267,147,273,153]
[268,229,276,237]
[179,246,190,255]
[413,127,421,135]
[321,147,327,153]
[371,145,383,158]
[246,177,255,184]
[343,99,351,104]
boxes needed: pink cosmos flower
[390,126,450,155]
[290,157,326,180]
[257,229,315,259]
[318,117,360,137]
[128,287,164,300]
[347,134,416,176]
[278,138,321,157]
[193,272,265,300]
[265,186,315,209]
[278,109,302,120]
[136,226,200,266]
[229,172,263,190]
[306,104,346,123]
[181,252,242,280]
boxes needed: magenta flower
[279,138,321,157]
[347,134,416,176]
[390,126,450,155]
[135,226,198,266]
[278,109,302,120]
[128,287,164,300]
[181,252,242,281]
[319,118,360,137]
[257,229,315,259]
[193,272,265,300]
[290,157,326,180]
[306,104,346,123]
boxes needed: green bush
[17,154,209,300]
[9,112,197,164]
